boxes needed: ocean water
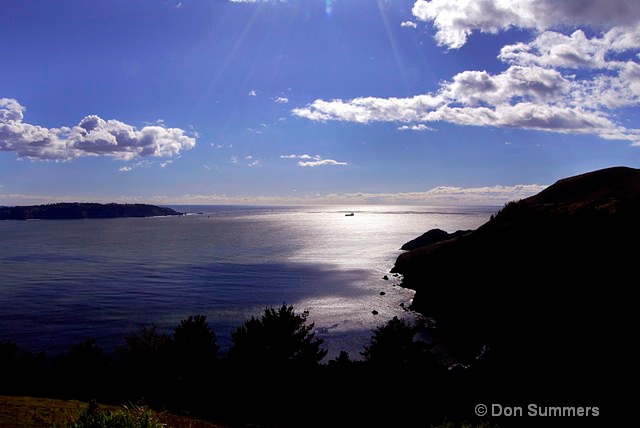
[0,205,496,359]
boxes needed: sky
[1,0,639,206]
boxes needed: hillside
[0,202,182,220]
[392,166,637,391]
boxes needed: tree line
[0,305,514,427]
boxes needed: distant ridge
[525,165,640,211]
[0,202,182,220]
[392,166,638,390]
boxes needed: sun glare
[325,0,333,16]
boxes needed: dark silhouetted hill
[0,203,182,220]
[400,228,472,250]
[392,166,637,399]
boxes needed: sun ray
[194,5,263,113]
[376,0,411,95]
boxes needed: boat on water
[345,212,355,216]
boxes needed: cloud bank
[293,0,640,146]
[168,183,545,205]
[0,99,196,161]
[1,183,546,207]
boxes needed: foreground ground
[0,396,226,428]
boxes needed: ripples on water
[0,205,496,359]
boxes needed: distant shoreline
[0,202,182,220]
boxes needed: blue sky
[1,0,639,205]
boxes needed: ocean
[0,205,496,359]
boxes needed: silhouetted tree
[53,338,113,399]
[0,341,46,395]
[171,315,219,398]
[327,350,353,369]
[362,316,442,369]
[173,315,218,368]
[228,304,327,368]
[221,305,327,426]
[117,324,172,401]
[0,341,22,393]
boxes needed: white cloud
[398,124,434,131]
[119,166,133,172]
[412,0,640,49]
[275,97,289,104]
[499,25,640,70]
[230,155,239,164]
[280,154,321,160]
[280,153,348,167]
[248,90,257,97]
[401,21,417,29]
[293,2,640,146]
[429,103,639,142]
[496,27,640,111]
[292,94,444,123]
[0,99,196,161]
[292,71,640,143]
[248,160,261,167]
[297,159,349,167]
[444,66,570,106]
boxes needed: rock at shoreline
[0,202,182,220]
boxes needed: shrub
[361,316,442,369]
[116,325,172,400]
[228,304,327,368]
[0,340,46,394]
[172,315,219,377]
[53,338,113,399]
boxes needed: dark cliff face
[393,166,638,378]
[0,203,182,220]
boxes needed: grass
[1,396,499,427]
[66,403,163,428]
[0,396,227,428]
